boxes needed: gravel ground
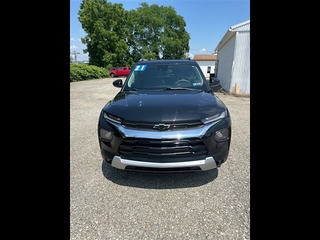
[70,78,250,240]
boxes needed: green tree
[78,0,130,67]
[127,2,190,61]
[78,1,190,67]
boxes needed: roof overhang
[214,20,250,52]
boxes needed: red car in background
[109,66,131,77]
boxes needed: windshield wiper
[165,87,193,90]
[124,87,137,91]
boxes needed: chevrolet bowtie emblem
[153,123,170,131]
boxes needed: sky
[70,0,250,62]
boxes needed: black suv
[98,59,231,173]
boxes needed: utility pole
[70,51,80,62]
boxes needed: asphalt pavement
[70,78,250,240]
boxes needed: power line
[70,51,80,62]
[77,53,88,60]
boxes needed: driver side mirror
[113,79,123,88]
[209,77,220,87]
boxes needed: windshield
[125,63,206,90]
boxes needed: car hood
[103,90,227,122]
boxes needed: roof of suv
[137,59,196,65]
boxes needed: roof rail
[139,58,192,61]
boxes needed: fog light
[99,128,113,141]
[214,128,229,142]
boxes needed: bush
[70,63,110,82]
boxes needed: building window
[207,66,211,73]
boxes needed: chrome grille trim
[109,120,220,139]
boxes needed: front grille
[122,120,203,130]
[118,138,208,163]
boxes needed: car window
[126,64,204,89]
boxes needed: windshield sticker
[134,65,147,71]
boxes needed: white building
[214,20,250,95]
[193,54,217,79]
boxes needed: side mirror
[112,79,123,88]
[209,77,220,87]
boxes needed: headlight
[103,112,122,124]
[99,128,113,141]
[202,110,227,124]
[214,128,229,142]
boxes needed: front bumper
[111,155,217,171]
[98,111,231,173]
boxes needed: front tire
[110,73,115,78]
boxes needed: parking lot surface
[70,78,250,239]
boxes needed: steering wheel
[175,79,192,86]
